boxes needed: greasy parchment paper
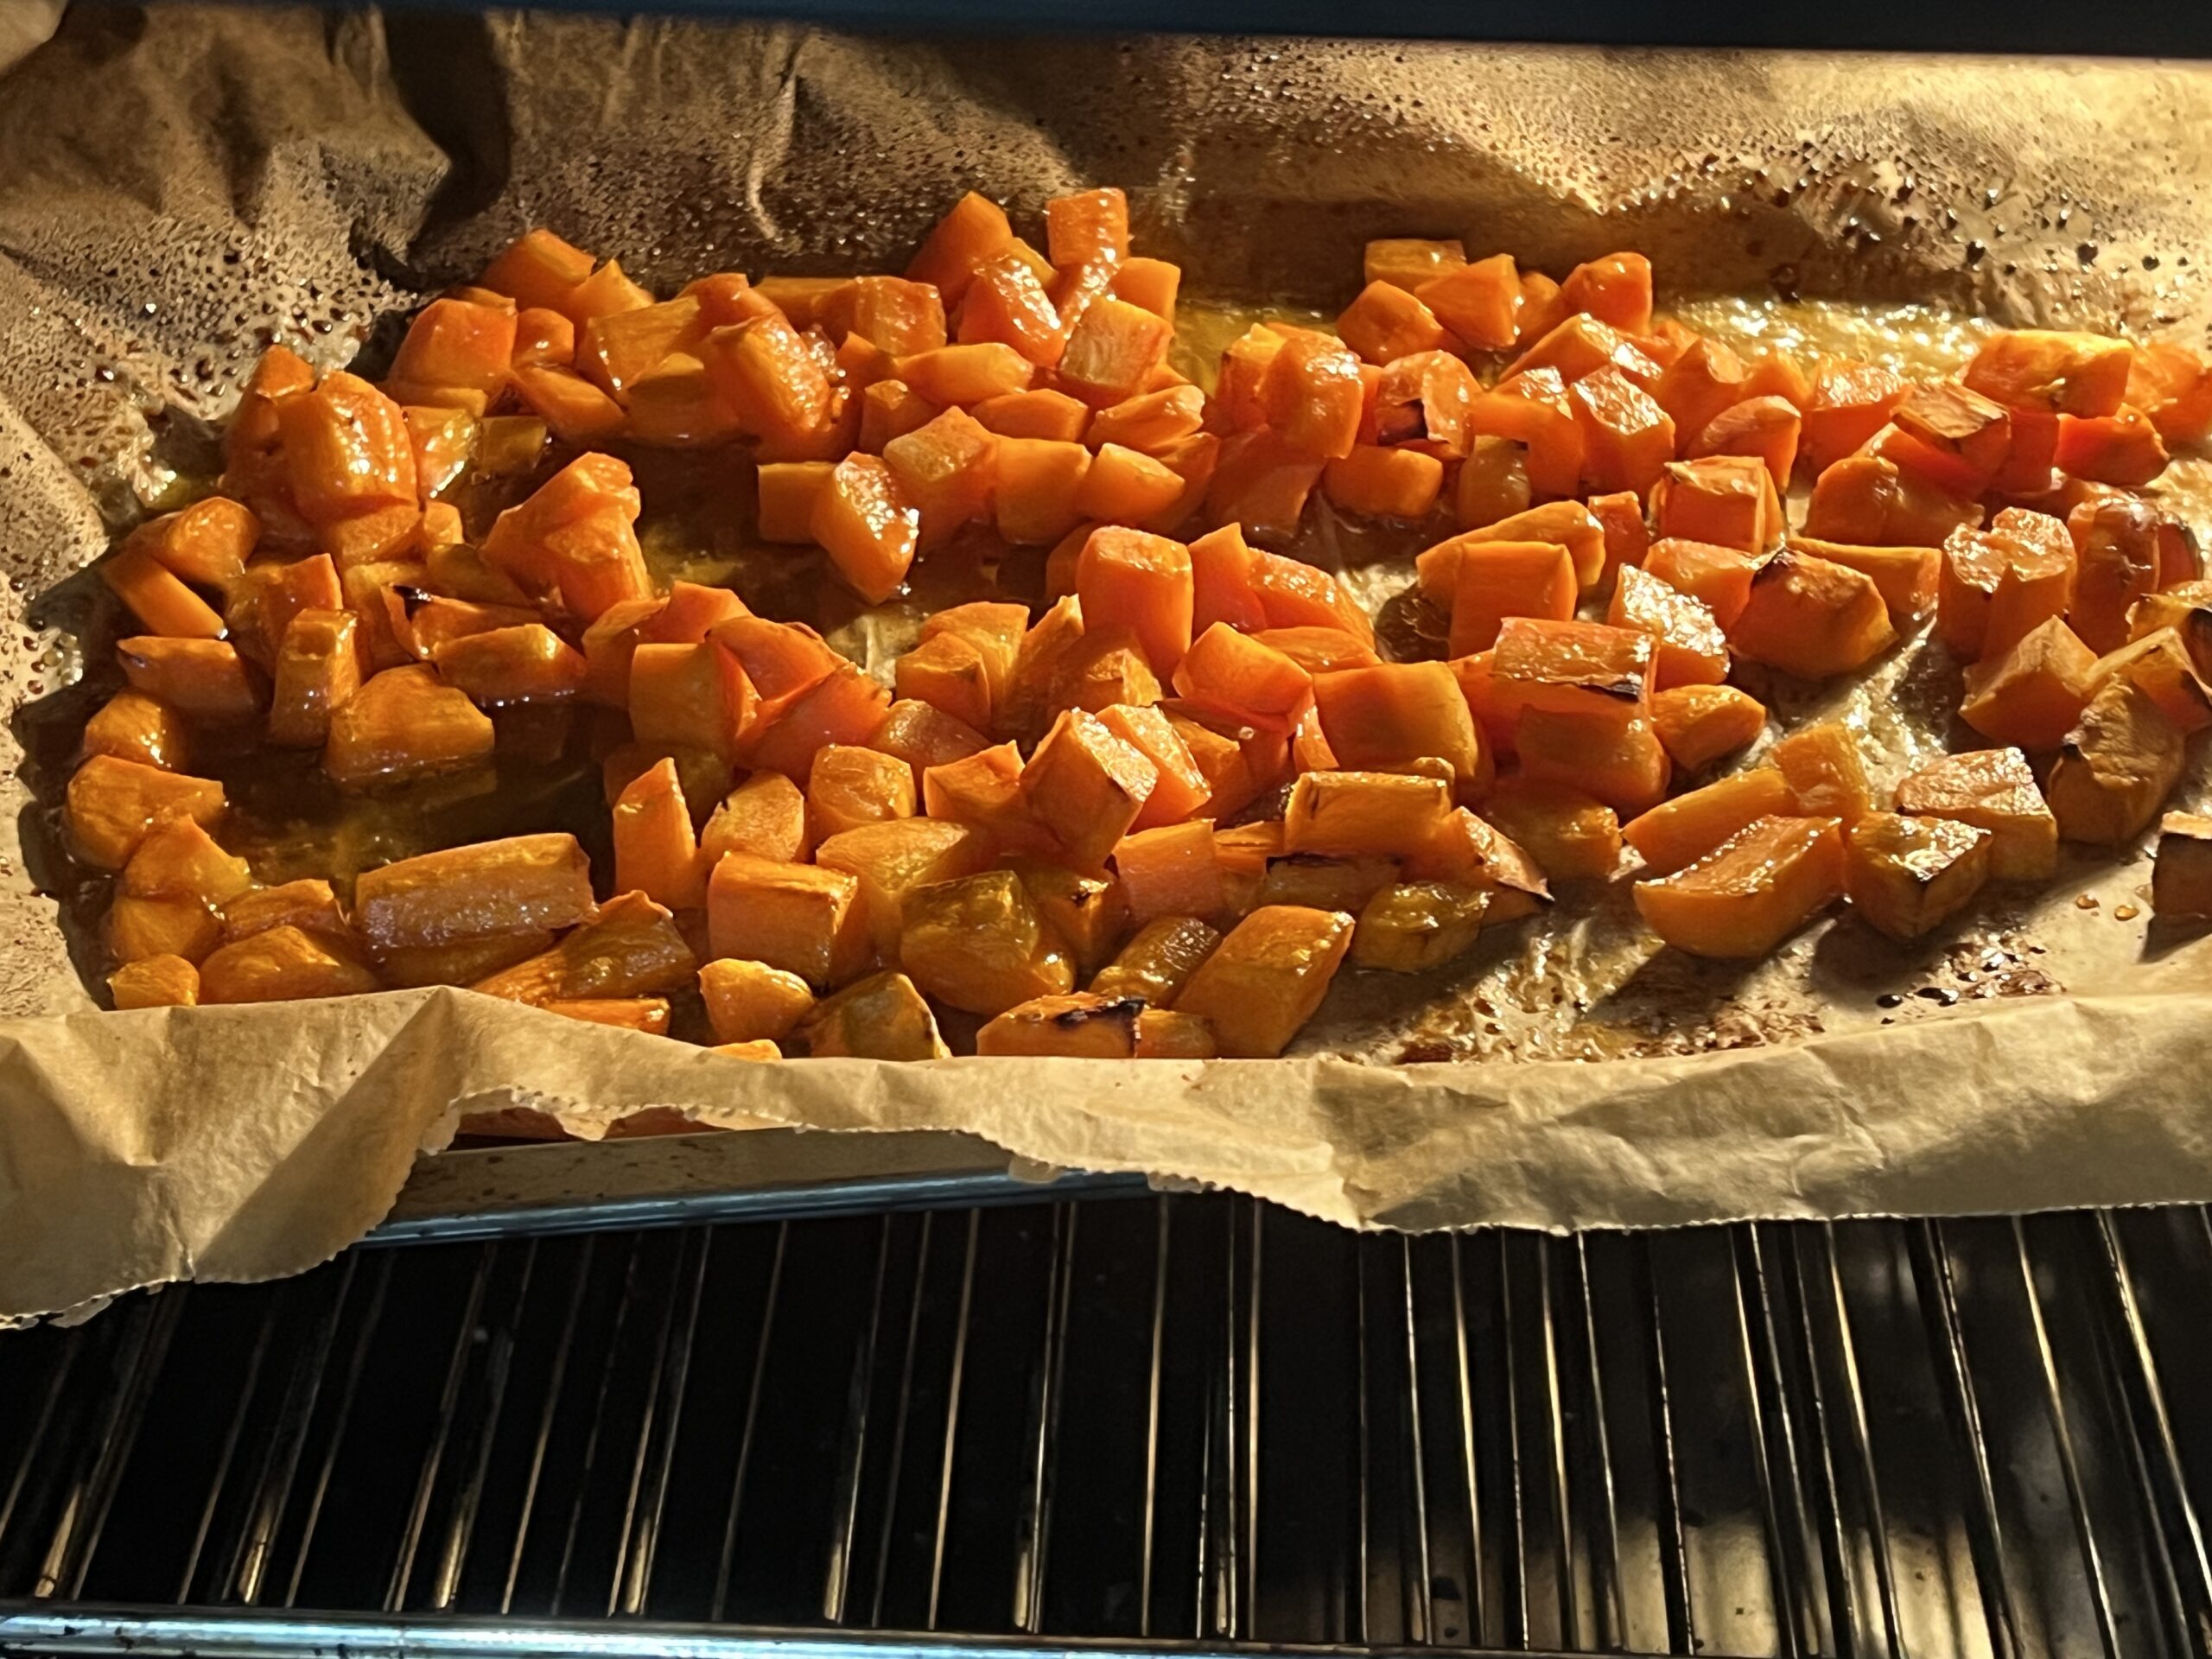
[2,7,2211,1320]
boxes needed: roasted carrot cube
[898,869,1075,1016]
[432,624,587,704]
[817,276,947,358]
[480,454,652,620]
[1020,709,1159,869]
[752,461,834,546]
[1306,660,1483,787]
[1990,406,2063,497]
[1650,683,1765,771]
[699,312,834,444]
[705,852,867,988]
[1043,186,1129,269]
[101,547,226,639]
[1402,809,1549,918]
[919,741,1049,855]
[1057,297,1172,409]
[1804,454,1980,549]
[1322,444,1444,519]
[891,632,990,732]
[701,771,811,865]
[1342,880,1489,973]
[1569,367,1675,497]
[1107,257,1179,324]
[996,596,1088,741]
[1937,512,2075,662]
[1960,617,2098,751]
[1088,385,1205,455]
[1058,626,1166,716]
[278,372,416,525]
[121,816,252,912]
[324,663,495,788]
[1446,539,1576,656]
[2046,677,2185,844]
[474,414,547,477]
[1650,455,1778,554]
[805,744,918,844]
[1365,238,1468,293]
[1467,368,1584,498]
[1071,526,1192,676]
[1112,821,1223,925]
[975,991,1147,1058]
[858,378,942,454]
[1418,501,1608,598]
[221,880,352,951]
[906,192,1016,304]
[613,756,707,910]
[1212,323,1286,431]
[801,970,952,1060]
[1077,442,1184,524]
[739,658,893,777]
[1607,565,1730,688]
[105,890,222,965]
[2056,406,2171,486]
[1633,816,1843,958]
[535,997,671,1034]
[83,688,192,772]
[2152,813,2212,918]
[1651,336,1748,451]
[810,453,920,604]
[1516,709,1670,816]
[1400,253,1514,352]
[1740,349,1812,410]
[128,497,261,587]
[1895,747,2056,880]
[266,609,362,747]
[696,958,815,1045]
[467,892,696,1004]
[993,438,1091,545]
[958,253,1070,367]
[253,552,346,663]
[1482,778,1622,880]
[628,641,753,761]
[1623,766,1795,876]
[1336,281,1449,366]
[389,296,519,405]
[1802,361,1906,473]
[511,364,631,445]
[1174,905,1353,1058]
[2091,629,2212,734]
[353,834,591,958]
[1252,627,1377,676]
[1171,623,1312,729]
[511,305,577,367]
[882,405,996,547]
[118,637,262,725]
[108,952,201,1009]
[2129,343,2212,447]
[1011,860,1130,978]
[1726,550,1896,679]
[1842,813,1993,941]
[896,342,1033,406]
[1182,523,1266,635]
[1249,330,1360,461]
[1283,769,1452,860]
[973,388,1091,442]
[404,404,475,499]
[1243,551,1372,645]
[2126,584,2212,653]
[1962,329,2134,416]
[1454,436,1534,530]
[1891,382,2013,487]
[1085,914,1217,1006]
[1560,251,1653,334]
[1645,542,1760,632]
[1089,702,1210,828]
[815,817,990,957]
[2066,497,2167,653]
[480,228,594,311]
[1373,350,1482,457]
[198,925,380,1002]
[1689,393,1802,493]
[1783,537,1940,624]
[1490,617,1654,730]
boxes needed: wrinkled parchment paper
[2,7,2210,1319]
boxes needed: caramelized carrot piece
[1077,442,1185,524]
[810,453,920,604]
[740,662,893,778]
[1569,367,1675,496]
[83,688,192,772]
[128,497,261,587]
[907,192,1017,304]
[1171,623,1313,731]
[278,372,417,525]
[1784,537,1940,624]
[117,637,262,725]
[1633,816,1844,958]
[1803,454,1980,548]
[1204,429,1326,543]
[1321,444,1444,519]
[1607,564,1730,688]
[1075,527,1194,675]
[100,547,226,639]
[1447,539,1576,657]
[629,640,754,761]
[707,854,868,988]
[511,306,576,368]
[1259,330,1365,461]
[353,832,593,955]
[1726,550,1895,679]
[1802,362,1905,472]
[702,772,812,865]
[481,454,652,620]
[1560,252,1653,334]
[433,624,588,703]
[1020,709,1160,868]
[1371,351,1481,457]
[1174,905,1354,1058]
[1364,238,1467,292]
[1623,766,1795,875]
[1690,394,1802,491]
[1114,821,1224,925]
[972,388,1091,442]
[1112,257,1181,321]
[1962,329,2135,416]
[1649,683,1766,770]
[1653,336,1748,452]
[698,958,817,1045]
[1642,538,1763,628]
[267,609,362,747]
[1414,253,1522,351]
[1959,617,2098,751]
[807,744,918,842]
[1248,550,1374,645]
[957,252,1068,366]
[1335,281,1449,365]
[108,953,201,1009]
[611,756,707,910]
[480,228,594,312]
[1045,187,1130,269]
[2056,407,2171,486]
[2127,342,2212,446]
[1466,368,1584,498]
[325,664,496,787]
[388,297,519,406]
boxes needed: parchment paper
[1,6,2210,1320]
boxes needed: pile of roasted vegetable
[67,186,2212,1068]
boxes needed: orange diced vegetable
[813,817,989,957]
[1373,350,1481,457]
[432,624,586,703]
[900,869,1075,1015]
[1322,443,1444,519]
[1784,537,1940,624]
[2128,343,2212,446]
[1174,905,1354,1058]
[1468,367,1584,497]
[480,228,594,311]
[1455,436,1534,529]
[629,640,753,760]
[1172,622,1313,730]
[198,925,380,1002]
[1076,526,1194,675]
[613,757,708,910]
[1092,702,1211,828]
[1077,442,1184,524]
[2152,813,2212,918]
[1058,297,1172,408]
[1410,253,1518,349]
[1516,709,1670,816]
[702,771,812,865]
[975,992,1145,1058]
[740,661,893,778]
[1653,337,1748,453]
[1690,393,1802,492]
[1843,812,1993,941]
[973,388,1091,442]
[1284,769,1452,859]
[267,609,362,747]
[1365,238,1468,293]
[1650,683,1766,770]
[118,637,262,725]
[807,743,918,842]
[1623,766,1795,875]
[960,252,1071,366]
[1727,550,1896,679]
[1045,187,1129,269]
[1560,251,1653,334]
[882,405,996,546]
[1895,747,2056,880]
[2056,406,2171,486]
[390,297,520,404]
[1021,708,1160,868]
[1570,366,1675,497]
[1642,538,1764,628]
[277,372,418,527]
[1337,281,1449,365]
[1489,617,1653,733]
[706,853,868,988]
[2067,496,2168,653]
[2091,629,2212,734]
[101,547,226,639]
[990,437,1091,545]
[1633,816,1843,958]
[1606,564,1729,688]
[1257,330,1364,461]
[1937,512,2076,662]
[1483,778,1622,880]
[1802,361,1906,473]
[1205,429,1325,543]
[1804,454,1980,548]
[325,663,496,787]
[1311,660,1484,786]
[83,688,192,772]
[1959,617,2098,751]
[354,833,593,953]
[109,953,201,1009]
[1446,538,1576,656]
[1650,454,1779,554]
[129,497,261,587]
[1962,329,2134,416]
[2045,677,2184,843]
[1115,821,1224,925]
[907,192,1016,304]
[810,453,920,603]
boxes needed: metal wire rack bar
[7,1196,2212,1659]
